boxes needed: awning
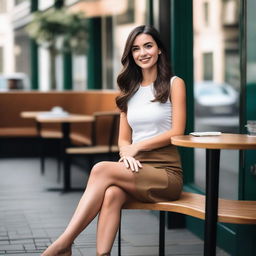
[69,0,128,17]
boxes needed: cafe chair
[39,126,62,180]
[63,111,120,190]
[40,125,91,182]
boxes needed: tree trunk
[49,46,57,90]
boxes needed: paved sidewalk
[0,158,229,256]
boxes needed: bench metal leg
[40,138,45,175]
[57,142,62,183]
[204,149,220,256]
[118,210,165,256]
[159,211,165,256]
[63,153,71,191]
[118,218,121,256]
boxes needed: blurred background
[0,0,256,255]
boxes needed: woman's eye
[132,47,139,52]
[145,44,152,49]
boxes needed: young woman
[42,25,186,256]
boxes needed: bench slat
[40,130,62,138]
[66,145,119,154]
[123,192,256,224]
[0,127,38,137]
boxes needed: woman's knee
[102,186,127,209]
[90,161,111,178]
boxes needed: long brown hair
[116,25,173,112]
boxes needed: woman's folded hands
[119,144,142,172]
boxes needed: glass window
[14,27,31,78]
[203,52,213,80]
[15,0,28,5]
[0,0,6,13]
[193,0,240,199]
[116,0,135,24]
[222,0,238,26]
[0,47,3,73]
[56,53,63,90]
[72,54,87,90]
[247,0,256,119]
[101,17,114,90]
[101,0,147,89]
[39,0,54,10]
[203,2,209,26]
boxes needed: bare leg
[42,161,136,256]
[96,186,127,255]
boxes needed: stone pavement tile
[0,240,9,245]
[0,244,23,251]
[4,254,41,256]
[23,244,36,250]
[121,245,158,256]
[10,239,34,244]
[0,158,231,256]
[165,243,203,255]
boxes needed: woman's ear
[158,50,162,55]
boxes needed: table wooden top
[171,133,256,150]
[21,111,94,123]
[20,111,43,118]
[36,114,94,123]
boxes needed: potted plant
[26,7,88,89]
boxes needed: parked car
[194,81,239,117]
[0,73,30,91]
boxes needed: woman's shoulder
[170,76,185,88]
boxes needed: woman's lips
[140,57,151,63]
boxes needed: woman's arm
[118,112,132,147]
[118,112,142,172]
[120,77,186,156]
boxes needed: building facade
[5,0,256,255]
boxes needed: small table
[36,114,94,191]
[171,133,256,256]
[20,111,44,134]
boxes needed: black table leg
[62,122,71,191]
[159,211,165,256]
[35,122,45,175]
[204,149,220,256]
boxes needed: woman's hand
[119,156,142,172]
[119,144,139,158]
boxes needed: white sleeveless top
[127,76,177,143]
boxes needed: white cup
[245,120,256,137]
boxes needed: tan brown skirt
[131,145,183,203]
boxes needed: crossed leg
[96,186,128,255]
[41,161,137,256]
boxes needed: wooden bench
[0,91,119,156]
[64,111,120,190]
[0,91,119,187]
[118,191,256,255]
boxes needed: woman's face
[131,33,161,70]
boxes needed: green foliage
[26,8,88,54]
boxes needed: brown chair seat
[123,191,256,224]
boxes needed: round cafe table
[36,114,94,191]
[171,133,256,256]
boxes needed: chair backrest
[91,111,120,150]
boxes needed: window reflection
[102,0,147,89]
[15,0,28,5]
[72,54,87,90]
[193,0,240,199]
[38,0,54,11]
[247,0,256,120]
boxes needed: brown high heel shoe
[41,245,72,256]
